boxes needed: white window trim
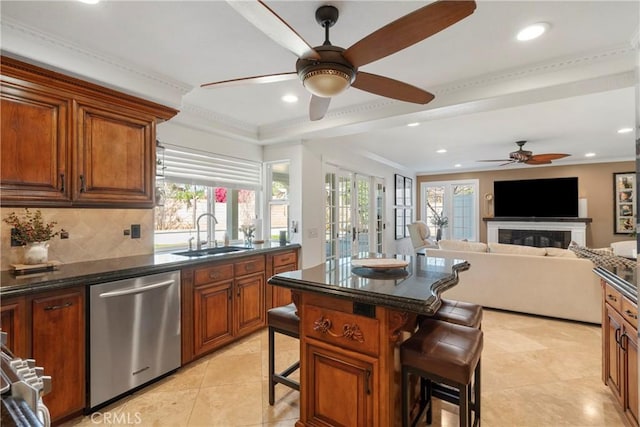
[420,179,480,241]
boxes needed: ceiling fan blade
[201,72,298,88]
[352,72,434,104]
[343,0,476,68]
[227,0,320,60]
[309,95,331,121]
[524,159,553,165]
[529,153,571,162]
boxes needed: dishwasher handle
[99,280,175,298]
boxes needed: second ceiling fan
[478,141,571,166]
[201,0,477,121]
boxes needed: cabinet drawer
[235,256,265,276]
[604,283,623,312]
[273,251,297,268]
[621,297,638,325]
[194,263,234,285]
[303,304,379,357]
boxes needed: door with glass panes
[325,167,380,260]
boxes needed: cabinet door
[304,343,374,427]
[235,273,265,336]
[32,288,85,422]
[74,103,154,207]
[623,320,639,426]
[604,304,624,404]
[193,280,234,356]
[0,83,71,205]
[0,297,27,358]
[272,264,296,307]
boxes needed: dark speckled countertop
[0,242,301,298]
[268,253,470,315]
[594,264,637,304]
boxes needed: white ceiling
[1,0,638,174]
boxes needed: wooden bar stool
[267,303,300,405]
[401,318,483,427]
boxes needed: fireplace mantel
[484,218,592,247]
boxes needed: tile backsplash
[1,207,154,271]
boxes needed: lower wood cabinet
[602,280,638,426]
[304,342,374,426]
[0,287,85,424]
[267,249,299,308]
[184,254,270,362]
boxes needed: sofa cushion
[438,240,488,252]
[545,247,578,258]
[488,242,547,256]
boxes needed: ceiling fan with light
[201,0,477,120]
[477,141,571,166]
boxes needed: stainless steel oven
[89,270,181,410]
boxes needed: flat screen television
[493,177,579,217]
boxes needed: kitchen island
[267,253,469,427]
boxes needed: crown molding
[0,17,191,109]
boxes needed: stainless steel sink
[173,246,249,257]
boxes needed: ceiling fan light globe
[303,69,352,97]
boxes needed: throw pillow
[438,239,488,253]
[415,221,431,240]
[568,241,636,269]
[488,242,547,256]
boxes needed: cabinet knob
[79,175,86,192]
[607,294,617,302]
[625,309,638,320]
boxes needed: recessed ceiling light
[436,149,447,154]
[281,94,298,103]
[585,152,596,158]
[617,127,633,134]
[454,164,462,168]
[407,122,420,127]
[517,22,549,41]
[78,0,100,4]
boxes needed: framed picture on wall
[404,177,413,207]
[404,208,412,238]
[614,172,636,234]
[395,208,404,239]
[395,174,404,206]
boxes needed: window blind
[161,143,262,190]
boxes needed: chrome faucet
[196,213,218,250]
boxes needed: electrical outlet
[60,229,69,239]
[123,229,131,236]
[131,224,141,239]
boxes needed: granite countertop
[267,253,470,315]
[0,242,301,298]
[594,264,637,304]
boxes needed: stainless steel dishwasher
[89,270,181,410]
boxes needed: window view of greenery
[268,162,289,241]
[154,181,256,251]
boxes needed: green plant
[3,209,60,245]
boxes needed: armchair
[406,221,438,254]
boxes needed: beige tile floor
[63,309,630,427]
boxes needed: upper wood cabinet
[0,56,178,208]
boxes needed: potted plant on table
[3,208,60,264]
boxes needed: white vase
[23,241,50,265]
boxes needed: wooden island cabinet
[0,55,178,208]
[598,267,638,427]
[268,254,469,426]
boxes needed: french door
[325,166,381,261]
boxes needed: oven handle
[99,280,175,298]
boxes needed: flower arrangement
[239,223,256,239]
[426,201,448,228]
[3,208,60,245]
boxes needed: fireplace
[485,217,591,247]
[498,229,572,248]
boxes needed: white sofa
[426,240,602,324]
